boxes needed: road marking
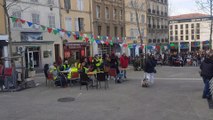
[155,77,202,81]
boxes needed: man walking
[200,53,213,99]
[120,53,129,79]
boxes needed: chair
[108,68,118,83]
[0,66,4,91]
[69,72,79,86]
[97,72,108,89]
[4,68,14,90]
[79,71,91,90]
[46,72,55,87]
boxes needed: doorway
[25,47,40,69]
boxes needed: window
[12,11,22,28]
[175,36,178,41]
[180,36,183,40]
[21,32,43,41]
[98,26,101,35]
[120,10,123,20]
[121,27,124,37]
[141,15,145,24]
[96,5,100,18]
[185,24,188,29]
[175,25,178,29]
[77,0,84,11]
[113,8,117,20]
[196,23,200,28]
[75,18,84,32]
[196,29,200,34]
[65,17,72,31]
[170,36,173,41]
[170,31,173,35]
[191,29,194,34]
[114,27,117,37]
[106,26,110,36]
[191,35,194,40]
[185,36,188,40]
[191,24,194,28]
[64,0,71,11]
[196,35,200,39]
[32,13,40,24]
[31,0,38,2]
[130,13,133,22]
[185,30,188,34]
[180,24,183,29]
[48,0,54,5]
[180,30,183,34]
[170,25,173,30]
[105,7,109,19]
[48,15,55,28]
[175,30,178,35]
[130,29,134,37]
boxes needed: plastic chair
[79,72,91,90]
[69,72,79,86]
[0,66,4,91]
[4,68,14,90]
[97,72,108,89]
[108,68,118,83]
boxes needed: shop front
[64,42,90,60]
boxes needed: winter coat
[200,58,213,79]
[144,58,157,73]
[120,55,129,68]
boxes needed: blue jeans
[202,77,211,98]
[120,70,127,78]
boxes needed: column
[3,46,9,67]
[200,41,203,50]
[189,42,192,52]
[178,42,181,53]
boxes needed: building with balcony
[125,0,147,57]
[7,0,62,70]
[169,13,213,52]
[147,0,169,48]
[60,0,92,59]
[92,0,125,55]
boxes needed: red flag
[85,37,89,42]
[47,28,52,33]
[20,19,25,24]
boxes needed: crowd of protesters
[47,53,129,87]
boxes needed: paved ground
[0,66,212,120]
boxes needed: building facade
[169,13,213,52]
[147,0,169,48]
[7,0,63,69]
[60,0,92,60]
[125,0,147,57]
[0,0,9,67]
[92,0,125,56]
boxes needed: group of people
[47,53,129,87]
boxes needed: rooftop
[170,13,209,20]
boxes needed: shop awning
[0,35,8,46]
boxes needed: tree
[130,0,147,68]
[196,0,213,49]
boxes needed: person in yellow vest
[74,59,82,70]
[61,60,71,71]
[92,55,104,72]
[49,62,67,87]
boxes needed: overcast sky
[169,0,203,16]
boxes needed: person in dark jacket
[200,54,213,99]
[143,54,157,86]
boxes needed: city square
[0,0,213,120]
[0,66,212,120]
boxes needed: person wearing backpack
[143,54,157,87]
